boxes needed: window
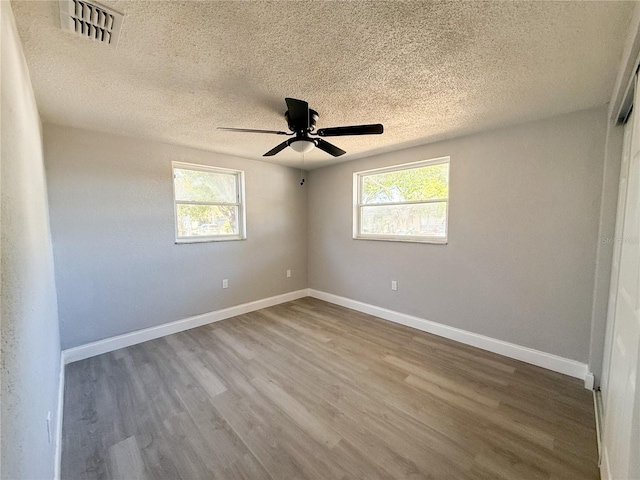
[172,162,246,243]
[354,157,449,244]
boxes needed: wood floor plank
[387,355,501,408]
[174,383,257,470]
[164,334,227,397]
[249,375,342,449]
[238,330,484,478]
[213,390,330,479]
[62,298,598,479]
[107,436,147,480]
[211,329,258,360]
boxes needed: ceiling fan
[218,98,384,157]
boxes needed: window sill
[353,235,447,245]
[175,235,246,244]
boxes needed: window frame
[172,161,246,244]
[353,157,450,244]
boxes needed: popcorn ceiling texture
[11,0,634,168]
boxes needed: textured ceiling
[11,0,635,169]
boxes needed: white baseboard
[584,372,595,391]
[62,289,308,364]
[308,289,590,384]
[54,352,65,480]
[62,287,591,386]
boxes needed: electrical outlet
[222,279,228,289]
[46,411,52,444]
[391,280,398,291]
[286,269,291,278]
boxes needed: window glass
[355,158,449,243]
[173,162,245,243]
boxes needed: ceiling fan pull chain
[300,152,306,186]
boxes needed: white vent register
[59,0,123,47]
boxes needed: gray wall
[44,124,308,350]
[308,107,608,363]
[1,2,62,478]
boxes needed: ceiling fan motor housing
[286,109,318,133]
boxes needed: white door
[601,75,640,480]
[602,107,634,398]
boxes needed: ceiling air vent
[59,0,123,47]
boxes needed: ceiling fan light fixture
[289,139,316,153]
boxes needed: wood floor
[62,298,599,480]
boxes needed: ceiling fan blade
[316,124,384,137]
[218,127,290,135]
[285,98,309,129]
[263,140,290,157]
[316,139,346,157]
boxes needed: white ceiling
[11,1,635,169]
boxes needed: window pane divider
[175,200,239,207]
[360,198,448,207]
